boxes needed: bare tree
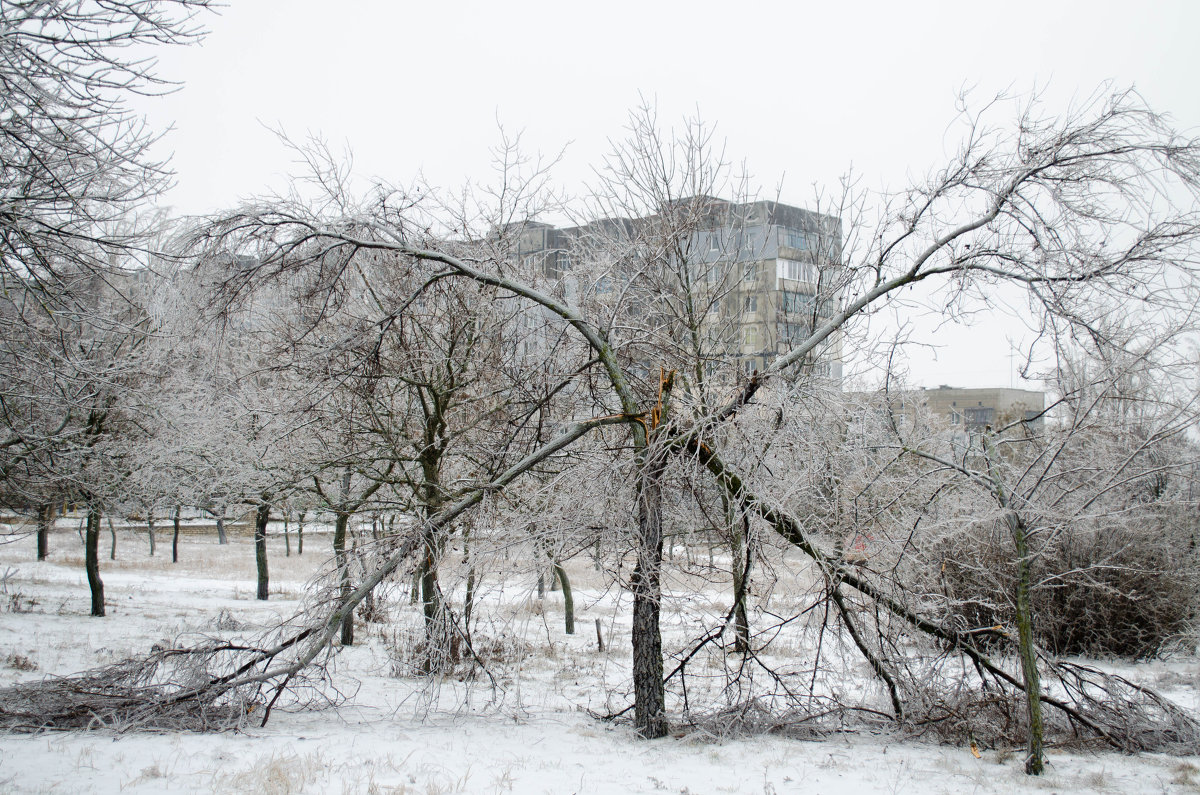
[8,91,1200,767]
[0,1,210,577]
[313,466,389,646]
[395,91,1200,751]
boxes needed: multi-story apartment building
[512,197,844,378]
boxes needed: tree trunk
[85,505,105,617]
[108,516,117,560]
[418,447,451,672]
[1007,509,1045,775]
[534,525,546,598]
[463,529,477,641]
[554,561,575,634]
[146,514,156,557]
[216,507,228,545]
[283,512,291,557]
[333,510,354,645]
[631,451,668,738]
[727,498,751,654]
[172,505,181,564]
[36,503,53,561]
[255,503,270,601]
[984,431,1044,776]
[296,510,305,555]
[419,531,447,671]
[357,528,375,623]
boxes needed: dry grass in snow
[0,522,1198,793]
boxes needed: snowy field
[1,522,1199,794]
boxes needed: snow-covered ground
[1,523,1198,794]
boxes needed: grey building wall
[514,197,844,379]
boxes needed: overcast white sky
[131,0,1200,390]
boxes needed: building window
[781,290,814,315]
[780,228,811,250]
[777,258,817,284]
[780,290,835,317]
[709,231,721,251]
[778,320,810,343]
[744,263,757,282]
[744,295,758,313]
[556,251,571,271]
[743,325,759,348]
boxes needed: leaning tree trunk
[215,507,228,545]
[554,560,575,635]
[85,505,105,617]
[631,450,668,738]
[36,503,53,561]
[333,510,354,645]
[255,503,270,601]
[108,516,117,560]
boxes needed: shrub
[932,505,1199,659]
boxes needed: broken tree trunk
[554,561,575,635]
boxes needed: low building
[920,386,1045,431]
